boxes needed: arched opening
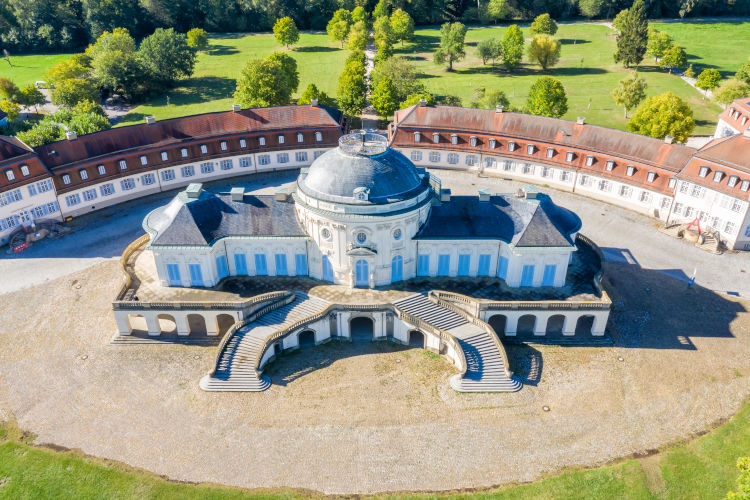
[126,314,146,334]
[298,329,316,347]
[546,315,566,336]
[273,342,283,357]
[216,314,236,336]
[517,314,537,336]
[350,316,374,342]
[575,315,595,335]
[355,259,369,287]
[187,314,207,335]
[488,314,507,337]
[157,314,177,335]
[408,330,424,348]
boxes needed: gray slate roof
[147,192,307,246]
[417,194,580,247]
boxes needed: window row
[697,166,750,191]
[672,204,738,235]
[0,201,60,231]
[4,164,32,182]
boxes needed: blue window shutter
[274,254,288,275]
[254,254,267,275]
[437,254,450,276]
[295,254,308,275]
[234,254,247,275]
[417,254,430,276]
[542,264,556,286]
[166,264,181,285]
[457,254,470,276]
[521,264,535,286]
[391,255,403,282]
[477,254,491,276]
[216,255,228,279]
[322,255,333,282]
[497,256,509,279]
[189,264,203,286]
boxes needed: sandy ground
[0,169,749,494]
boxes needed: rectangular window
[725,221,736,234]
[295,152,308,162]
[166,263,181,285]
[259,136,266,146]
[542,264,556,286]
[661,197,671,209]
[97,165,106,175]
[119,160,127,170]
[161,169,175,181]
[673,203,683,215]
[713,171,723,182]
[234,254,248,275]
[626,166,635,177]
[489,138,496,149]
[526,144,535,155]
[181,165,195,177]
[258,154,271,166]
[741,180,749,192]
[27,184,37,197]
[120,178,135,191]
[315,132,322,142]
[690,185,705,198]
[410,151,423,162]
[277,153,289,163]
[470,136,477,147]
[432,133,440,144]
[606,160,614,171]
[188,263,203,286]
[295,253,308,275]
[65,193,81,206]
[619,185,632,198]
[477,254,491,276]
[200,144,208,154]
[417,254,430,276]
[502,161,513,171]
[413,132,421,143]
[520,264,535,286]
[239,157,253,168]
[278,135,285,144]
[82,189,97,202]
[429,152,440,163]
[0,189,22,206]
[216,255,228,279]
[20,165,29,176]
[465,155,477,166]
[728,176,739,188]
[668,178,676,189]
[508,141,516,152]
[522,164,534,175]
[565,152,574,162]
[5,170,15,181]
[274,254,288,275]
[62,174,71,185]
[457,254,470,276]
[447,153,459,164]
[684,206,695,218]
[239,138,247,148]
[220,141,227,151]
[647,172,656,183]
[586,156,594,166]
[698,166,709,177]
[254,254,268,275]
[598,179,611,192]
[731,199,744,213]
[297,132,304,143]
[37,179,53,193]
[220,159,233,170]
[540,167,552,178]
[640,191,651,203]
[79,169,88,180]
[141,173,156,185]
[437,254,450,276]
[161,151,168,161]
[560,171,571,182]
[139,155,148,166]
[484,157,497,168]
[100,183,114,196]
[181,148,188,158]
[546,147,554,158]
[200,162,214,174]
[451,134,458,145]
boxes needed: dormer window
[451,134,458,145]
[668,178,676,189]
[585,155,594,166]
[119,160,127,170]
[297,133,304,143]
[728,175,739,188]
[160,151,168,161]
[353,187,370,201]
[259,136,266,146]
[414,131,421,143]
[239,138,247,148]
[606,160,614,171]
[698,166,709,178]
[98,165,106,175]
[20,165,29,176]
[546,147,554,158]
[315,132,322,142]
[62,174,71,185]
[181,148,188,158]
[200,144,208,154]
[741,180,750,192]
[79,169,88,180]
[743,117,748,126]
[432,133,439,144]
[470,136,477,147]
[220,141,227,151]
[140,155,148,166]
[5,170,15,181]
[278,134,285,144]
[565,151,574,162]
[526,144,535,155]
[646,171,656,183]
[713,171,723,182]
[508,141,516,152]
[488,138,496,149]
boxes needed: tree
[297,83,335,107]
[373,0,390,18]
[92,48,143,98]
[501,25,524,70]
[351,6,368,26]
[735,58,750,84]
[390,9,414,46]
[266,52,299,95]
[659,45,686,73]
[530,13,558,36]
[684,64,695,78]
[400,92,434,108]
[85,27,137,59]
[646,27,673,62]
[370,76,399,117]
[46,58,92,87]
[695,68,722,93]
[337,63,367,116]
[726,457,750,500]
[138,28,196,86]
[0,99,20,120]
[433,22,466,71]
[578,0,607,18]
[371,56,423,101]
[348,21,368,51]
[614,0,648,68]
[714,79,750,105]
[0,77,19,100]
[626,92,694,143]
[483,89,510,109]
[72,99,106,116]
[486,0,507,23]
[187,28,210,51]
[527,34,561,70]
[16,107,110,147]
[526,76,568,118]
[51,78,99,107]
[477,38,502,65]
[234,55,297,107]
[273,17,299,49]
[611,71,647,118]
[326,9,352,48]
[374,15,395,51]
[612,8,628,33]
[17,84,46,111]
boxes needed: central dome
[297,132,427,204]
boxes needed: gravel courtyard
[1,169,749,494]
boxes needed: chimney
[310,98,318,106]
[744,128,750,138]
[145,115,156,125]
[478,188,491,202]
[232,104,241,112]
[185,183,203,199]
[576,117,585,125]
[440,188,451,202]
[496,105,504,113]
[230,187,244,201]
[419,98,427,106]
[65,131,77,141]
[664,135,674,144]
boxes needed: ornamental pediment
[346,246,377,256]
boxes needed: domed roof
[297,132,428,204]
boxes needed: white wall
[0,178,62,246]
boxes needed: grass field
[396,23,733,134]
[0,52,74,88]
[117,33,349,126]
[0,399,748,499]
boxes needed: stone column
[206,314,219,336]
[592,312,608,336]
[114,312,132,336]
[174,313,190,336]
[145,313,161,336]
[504,313,518,337]
[562,314,576,336]
[534,313,546,336]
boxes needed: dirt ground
[0,255,748,494]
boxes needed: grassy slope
[0,400,748,499]
[117,33,348,126]
[0,53,74,88]
[399,23,725,134]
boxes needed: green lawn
[397,23,727,134]
[0,400,748,499]
[117,33,349,127]
[0,52,74,88]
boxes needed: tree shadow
[559,39,591,45]
[206,45,240,56]
[295,46,340,53]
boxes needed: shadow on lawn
[559,38,592,45]
[207,44,240,56]
[295,46,340,53]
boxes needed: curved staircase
[200,293,330,391]
[393,294,522,392]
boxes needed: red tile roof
[0,135,34,163]
[717,97,750,133]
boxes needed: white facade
[0,177,62,245]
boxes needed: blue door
[188,264,203,286]
[234,254,247,275]
[497,256,509,280]
[322,255,333,282]
[457,254,470,276]
[417,254,430,276]
[166,263,181,286]
[254,254,267,275]
[391,255,403,283]
[437,254,450,276]
[355,259,369,287]
[274,253,288,276]
[295,253,308,275]
[215,255,228,279]
[520,264,535,286]
[477,254,491,276]
[542,264,557,286]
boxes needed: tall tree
[501,24,524,70]
[373,0,390,18]
[390,9,414,47]
[187,28,210,51]
[614,0,648,68]
[327,9,352,47]
[527,34,561,70]
[337,62,367,116]
[646,27,673,62]
[273,17,300,49]
[85,28,137,59]
[370,76,399,117]
[626,92,694,142]
[348,21,369,51]
[659,45,687,73]
[714,79,750,105]
[137,28,196,87]
[611,71,647,118]
[266,52,300,94]
[0,77,19,101]
[578,0,607,18]
[351,6,368,26]
[477,38,502,65]
[234,54,298,107]
[530,13,558,36]
[433,22,466,71]
[486,0,507,23]
[297,83,335,107]
[526,76,568,117]
[371,55,423,101]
